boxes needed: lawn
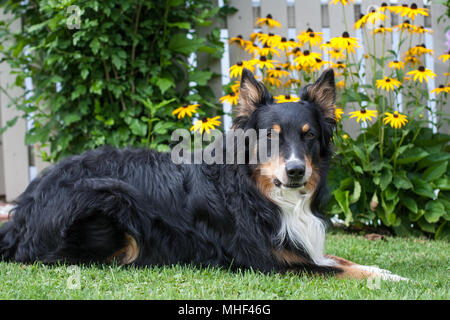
[0,232,448,300]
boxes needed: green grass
[0,233,448,299]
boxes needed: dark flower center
[230,92,236,97]
[303,50,310,56]
[393,113,399,118]
[371,9,376,13]
[260,56,267,61]
[361,109,367,114]
[386,78,391,82]
[276,67,281,70]
[237,35,243,39]
[183,104,188,108]
[404,20,410,24]
[411,3,417,9]
[285,94,291,99]
[418,66,425,72]
[281,37,287,42]
[394,60,399,63]
[306,28,314,33]
[266,14,273,19]
[439,85,444,88]
[419,43,426,48]
[237,61,243,66]
[268,33,274,37]
[309,33,315,37]
[315,58,322,63]
[342,31,350,38]
[381,2,387,7]
[379,25,384,28]
[201,117,207,122]
[402,4,408,7]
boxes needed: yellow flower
[354,14,368,29]
[244,42,261,56]
[430,85,450,95]
[389,60,405,70]
[257,33,281,47]
[274,37,293,52]
[284,78,302,88]
[297,28,323,47]
[267,67,290,79]
[335,107,344,121]
[190,116,221,134]
[365,10,388,26]
[336,80,345,89]
[293,50,322,68]
[329,0,354,5]
[259,44,280,58]
[255,14,282,28]
[409,44,434,57]
[329,48,345,60]
[229,61,254,78]
[219,92,239,105]
[349,109,377,123]
[412,26,433,34]
[373,25,392,34]
[376,77,401,92]
[249,56,276,70]
[394,20,417,33]
[342,134,349,140]
[398,3,429,21]
[406,66,437,83]
[274,94,300,103]
[229,35,248,48]
[172,103,199,119]
[330,32,360,54]
[384,111,408,129]
[311,58,329,72]
[264,76,282,87]
[438,52,450,62]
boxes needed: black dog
[0,69,402,280]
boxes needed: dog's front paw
[353,265,409,282]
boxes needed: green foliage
[0,0,232,160]
[328,122,450,240]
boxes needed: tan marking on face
[272,124,281,134]
[302,123,310,133]
[273,249,308,266]
[107,233,139,265]
[305,156,320,194]
[252,155,286,198]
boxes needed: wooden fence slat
[0,10,29,202]
[226,0,254,66]
[294,0,322,34]
[431,1,449,134]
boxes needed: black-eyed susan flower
[384,111,408,129]
[229,35,247,48]
[244,42,261,56]
[294,50,322,68]
[409,44,434,57]
[219,92,239,105]
[335,107,344,121]
[332,61,346,70]
[412,25,433,34]
[430,85,450,95]
[172,103,199,119]
[329,0,354,5]
[190,116,221,134]
[320,41,333,51]
[230,81,240,93]
[438,51,450,62]
[229,61,254,78]
[329,48,345,60]
[260,44,280,58]
[373,25,393,34]
[404,54,420,66]
[407,66,437,83]
[257,33,281,47]
[399,3,429,21]
[249,56,276,70]
[376,77,401,92]
[349,108,377,123]
[378,2,397,13]
[284,78,302,88]
[389,60,405,70]
[274,94,300,103]
[255,14,282,28]
[365,9,388,26]
[274,37,292,52]
[297,28,323,47]
[264,76,282,87]
[287,47,302,57]
[311,58,329,72]
[394,20,417,33]
[336,80,345,89]
[330,32,360,54]
[267,67,290,79]
[354,14,368,29]
[342,134,349,140]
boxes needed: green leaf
[433,177,450,191]
[412,179,436,199]
[63,113,81,125]
[156,78,174,94]
[167,22,191,29]
[393,171,413,190]
[349,181,361,204]
[435,222,450,241]
[424,200,445,223]
[189,70,212,86]
[168,34,205,56]
[129,119,147,137]
[333,189,352,225]
[409,209,424,222]
[397,147,429,164]
[379,168,392,191]
[402,197,418,214]
[422,161,448,182]
[417,218,436,233]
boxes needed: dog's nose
[286,161,305,179]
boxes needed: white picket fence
[0,0,448,201]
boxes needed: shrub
[221,3,449,239]
[0,0,233,161]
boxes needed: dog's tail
[1,178,151,265]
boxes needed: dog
[0,68,406,281]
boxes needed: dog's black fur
[0,69,343,276]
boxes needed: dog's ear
[300,68,336,121]
[233,68,273,128]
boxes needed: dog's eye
[304,131,315,140]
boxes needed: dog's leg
[107,233,140,265]
[325,255,409,281]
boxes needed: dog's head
[233,68,336,196]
